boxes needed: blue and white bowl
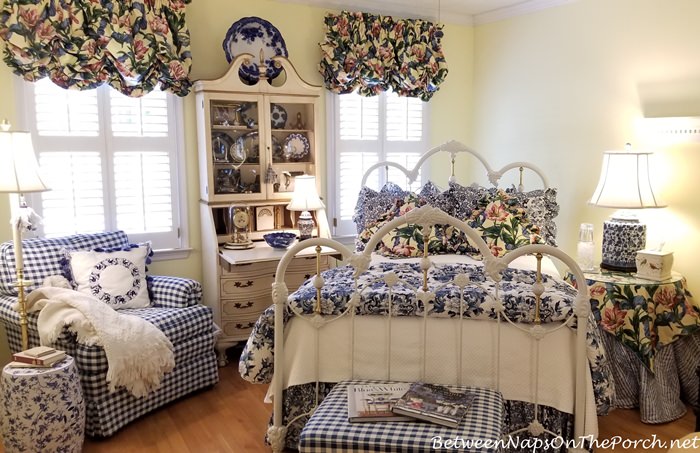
[263,232,297,249]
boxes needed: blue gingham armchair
[0,231,219,437]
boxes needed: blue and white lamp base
[601,218,646,272]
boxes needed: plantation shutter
[25,78,182,250]
[331,91,428,238]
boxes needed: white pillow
[69,244,151,309]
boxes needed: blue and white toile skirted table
[0,356,85,452]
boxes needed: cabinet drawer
[286,255,329,274]
[221,274,275,298]
[220,259,277,278]
[285,256,330,289]
[220,255,330,295]
[222,313,261,340]
[222,295,271,315]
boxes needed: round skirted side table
[0,356,85,453]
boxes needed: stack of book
[9,346,67,368]
[347,381,476,428]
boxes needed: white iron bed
[239,141,613,452]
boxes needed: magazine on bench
[391,382,476,428]
[347,382,413,422]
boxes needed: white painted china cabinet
[194,54,332,364]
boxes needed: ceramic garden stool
[0,356,85,452]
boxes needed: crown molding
[272,0,575,26]
[272,0,474,25]
[473,0,577,25]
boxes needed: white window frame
[15,78,190,260]
[326,91,430,240]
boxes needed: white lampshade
[0,130,49,193]
[588,150,665,209]
[287,175,325,212]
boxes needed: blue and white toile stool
[0,356,85,452]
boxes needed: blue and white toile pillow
[66,243,152,309]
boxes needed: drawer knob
[235,322,256,330]
[234,301,254,309]
[234,280,254,288]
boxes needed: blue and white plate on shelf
[283,133,310,161]
[223,16,288,84]
[270,103,287,129]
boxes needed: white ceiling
[274,0,575,25]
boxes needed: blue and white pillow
[351,183,409,234]
[66,243,152,309]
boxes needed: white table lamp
[589,144,665,272]
[287,175,324,240]
[0,121,50,350]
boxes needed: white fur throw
[25,285,175,398]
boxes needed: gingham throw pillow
[67,244,152,309]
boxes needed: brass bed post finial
[534,252,543,325]
[314,245,322,314]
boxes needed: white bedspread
[25,286,175,397]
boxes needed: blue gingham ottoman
[298,380,505,453]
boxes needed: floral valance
[0,0,193,97]
[319,11,448,101]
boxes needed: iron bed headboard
[359,140,550,191]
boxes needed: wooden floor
[6,350,698,452]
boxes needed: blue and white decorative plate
[270,103,287,129]
[223,16,288,84]
[283,133,310,161]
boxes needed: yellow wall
[0,1,474,358]
[429,23,475,175]
[473,0,700,296]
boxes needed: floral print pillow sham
[354,183,558,259]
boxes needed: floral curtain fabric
[0,0,193,97]
[319,11,448,101]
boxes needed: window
[22,79,186,251]
[328,91,429,238]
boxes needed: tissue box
[635,250,674,281]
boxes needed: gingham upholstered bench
[298,380,505,453]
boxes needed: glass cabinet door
[209,99,263,197]
[267,99,315,198]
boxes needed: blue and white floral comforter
[288,261,575,321]
[239,260,613,414]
